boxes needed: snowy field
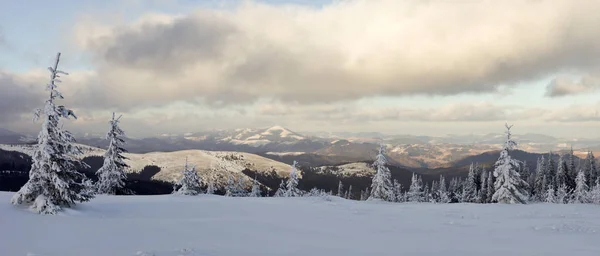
[1,192,600,256]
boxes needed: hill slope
[2,192,600,256]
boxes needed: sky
[1,0,600,138]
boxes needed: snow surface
[2,192,600,256]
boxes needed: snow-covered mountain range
[1,125,597,168]
[0,143,293,187]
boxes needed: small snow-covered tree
[360,190,366,201]
[590,179,600,204]
[438,175,450,203]
[250,177,261,197]
[225,175,236,197]
[368,144,393,201]
[556,184,570,204]
[274,180,286,197]
[337,181,344,197]
[545,186,556,203]
[492,124,529,204]
[392,179,403,202]
[175,158,202,195]
[430,180,439,203]
[96,113,130,195]
[11,53,94,214]
[285,161,302,197]
[572,169,590,203]
[462,163,478,203]
[206,178,216,195]
[407,173,424,202]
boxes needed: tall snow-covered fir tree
[492,124,529,204]
[175,158,202,195]
[572,169,589,203]
[462,163,478,203]
[11,52,94,214]
[368,144,393,201]
[285,161,302,197]
[95,113,130,195]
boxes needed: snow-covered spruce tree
[250,176,261,197]
[486,171,495,203]
[584,151,597,188]
[545,186,556,203]
[225,175,236,197]
[545,152,556,189]
[274,180,286,197]
[462,163,478,203]
[556,154,568,191]
[479,171,488,203]
[392,179,403,202]
[430,180,439,203]
[11,53,94,214]
[438,175,450,203]
[590,179,600,204]
[95,113,130,195]
[492,124,529,204]
[175,158,202,195]
[337,181,344,197]
[206,178,216,195]
[235,176,248,197]
[347,185,353,199]
[407,173,424,202]
[556,184,570,204]
[534,156,547,201]
[572,169,590,203]
[360,190,366,201]
[285,161,302,197]
[368,144,393,201]
[566,146,577,191]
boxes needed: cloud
[0,71,46,122]
[545,74,600,97]
[66,0,600,110]
[254,101,537,123]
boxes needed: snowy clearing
[2,192,600,256]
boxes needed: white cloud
[545,74,600,97]
[66,0,600,110]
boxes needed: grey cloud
[99,13,237,72]
[255,102,527,123]
[0,72,45,123]
[545,74,600,97]
[69,0,600,110]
